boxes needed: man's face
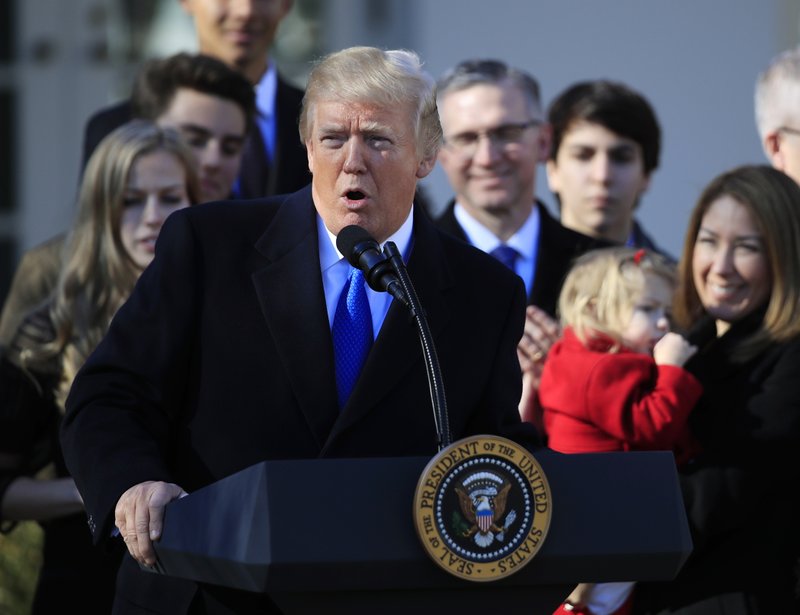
[437,82,548,223]
[547,121,650,243]
[305,99,434,243]
[763,127,800,185]
[179,0,292,81]
[157,88,247,203]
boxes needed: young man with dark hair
[133,52,255,203]
[546,80,666,254]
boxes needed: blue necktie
[332,267,373,409]
[491,245,519,272]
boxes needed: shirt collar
[254,61,277,118]
[318,206,415,274]
[453,202,539,260]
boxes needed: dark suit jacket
[81,75,311,197]
[434,200,608,317]
[60,185,539,614]
[634,312,800,614]
[82,100,133,169]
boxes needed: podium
[150,450,691,613]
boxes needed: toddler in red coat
[540,247,702,615]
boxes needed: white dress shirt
[453,202,540,296]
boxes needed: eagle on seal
[455,482,512,548]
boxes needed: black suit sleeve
[60,210,200,544]
[462,273,540,447]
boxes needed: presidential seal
[413,435,551,582]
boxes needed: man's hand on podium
[115,480,187,567]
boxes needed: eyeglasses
[443,120,542,157]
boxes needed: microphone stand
[383,241,451,451]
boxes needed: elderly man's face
[306,99,434,243]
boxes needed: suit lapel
[322,213,454,449]
[251,187,339,447]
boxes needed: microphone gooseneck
[383,241,451,450]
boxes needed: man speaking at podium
[61,46,539,614]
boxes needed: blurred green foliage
[0,522,42,615]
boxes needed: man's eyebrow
[177,123,212,136]
[317,121,393,133]
[178,124,246,142]
[359,121,391,132]
[316,122,345,132]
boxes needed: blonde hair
[299,46,442,161]
[20,120,199,408]
[675,165,800,360]
[558,247,676,350]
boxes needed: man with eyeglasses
[756,46,800,185]
[435,59,604,318]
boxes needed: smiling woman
[635,165,800,614]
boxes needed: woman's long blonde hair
[21,120,199,407]
[558,246,676,350]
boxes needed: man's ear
[545,159,561,194]
[416,154,437,179]
[536,123,553,163]
[763,131,786,170]
[306,141,315,174]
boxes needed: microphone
[336,226,409,307]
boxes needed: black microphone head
[336,225,379,266]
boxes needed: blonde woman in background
[0,120,199,614]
